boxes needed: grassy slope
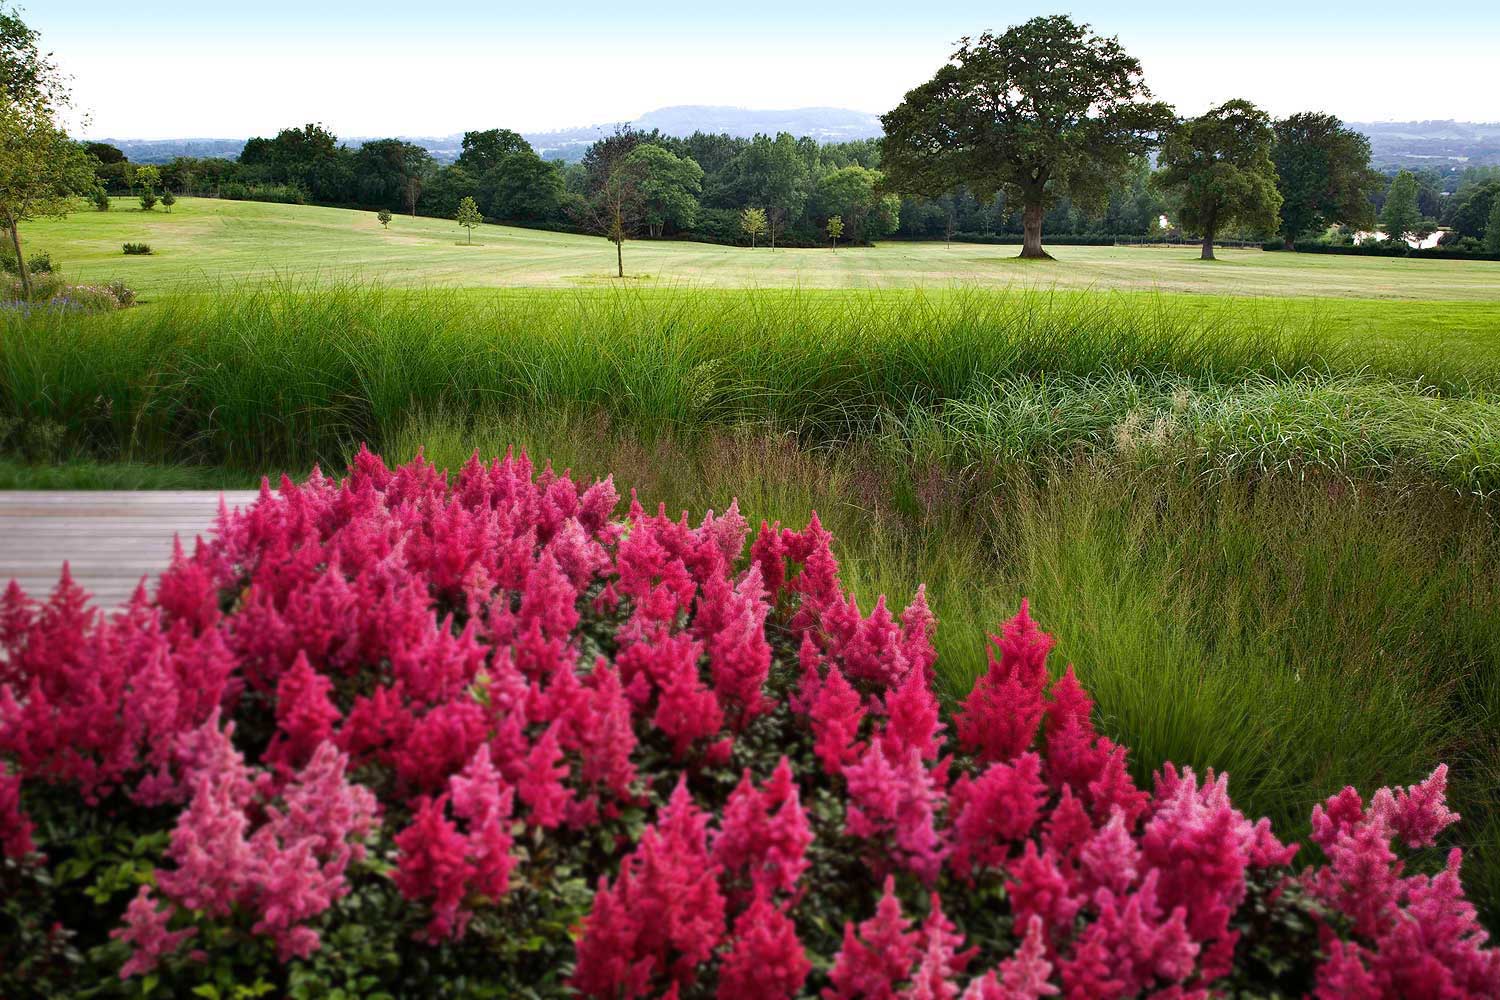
[23,196,1500,303]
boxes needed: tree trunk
[1019,203,1050,259]
[1201,231,1216,261]
[616,239,623,278]
[7,214,29,300]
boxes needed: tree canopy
[623,143,703,237]
[1154,99,1282,260]
[881,14,1172,258]
[456,129,532,175]
[1271,113,1380,244]
[1380,170,1424,244]
[0,4,93,297]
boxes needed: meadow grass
[21,196,1500,301]
[6,282,1500,474]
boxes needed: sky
[30,0,1500,139]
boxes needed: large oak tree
[1154,99,1282,260]
[881,15,1171,258]
[1271,113,1380,246]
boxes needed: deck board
[0,491,259,607]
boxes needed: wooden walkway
[0,491,259,607]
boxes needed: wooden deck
[0,491,259,607]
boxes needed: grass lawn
[23,196,1500,302]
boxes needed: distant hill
[91,112,1500,168]
[523,106,884,161]
[1348,121,1500,168]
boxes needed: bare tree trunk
[616,239,623,278]
[1019,203,1050,259]
[6,213,29,300]
[1201,231,1216,261]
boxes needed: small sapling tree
[827,214,843,251]
[135,165,159,211]
[456,195,482,244]
[161,189,176,212]
[740,206,767,248]
[377,209,392,229]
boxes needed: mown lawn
[22,196,1500,305]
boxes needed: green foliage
[621,143,703,237]
[376,209,391,228]
[485,151,564,222]
[138,191,157,211]
[881,14,1173,257]
[91,186,110,211]
[1451,181,1500,240]
[133,164,160,195]
[454,128,532,174]
[826,213,843,248]
[1272,113,1381,243]
[454,195,482,243]
[160,190,176,212]
[1487,197,1500,254]
[1381,170,1425,244]
[1154,99,1282,258]
[0,11,94,298]
[122,242,152,255]
[0,245,53,274]
[723,133,809,247]
[738,206,767,247]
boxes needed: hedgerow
[1,450,1495,997]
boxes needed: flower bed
[1,450,1495,997]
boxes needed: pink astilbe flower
[573,778,726,998]
[807,661,866,775]
[149,730,376,963]
[843,742,947,884]
[1066,871,1198,996]
[716,891,811,1000]
[0,768,33,859]
[393,795,473,941]
[962,916,1058,1000]
[908,894,975,1000]
[111,885,197,979]
[713,756,813,898]
[395,746,515,941]
[265,651,342,772]
[949,752,1047,877]
[955,603,1053,764]
[699,564,773,727]
[1303,770,1500,997]
[881,662,944,763]
[823,876,921,1000]
[1139,766,1269,975]
[516,722,572,828]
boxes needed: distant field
[24,196,1500,301]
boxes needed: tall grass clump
[5,281,1500,477]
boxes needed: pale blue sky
[30,1,1500,138]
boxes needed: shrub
[0,248,55,275]
[122,242,153,255]
[139,191,157,211]
[91,187,111,212]
[161,190,177,212]
[0,452,1495,996]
